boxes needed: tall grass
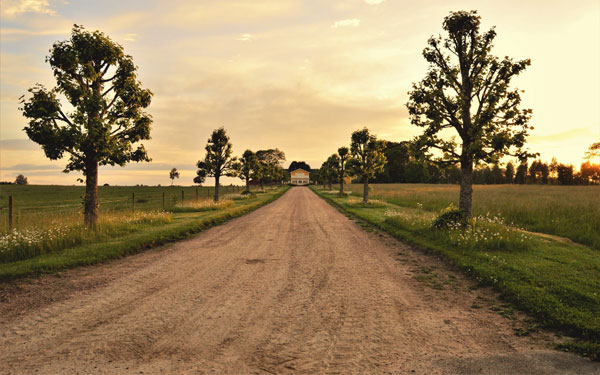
[0,211,172,263]
[0,184,246,230]
[346,184,600,249]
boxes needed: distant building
[290,168,310,185]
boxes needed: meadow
[0,184,245,230]
[315,185,600,360]
[345,183,600,249]
[0,184,285,280]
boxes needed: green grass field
[0,184,247,231]
[344,183,600,249]
[314,185,600,360]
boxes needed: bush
[433,209,468,229]
[241,190,252,195]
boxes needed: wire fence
[0,185,249,232]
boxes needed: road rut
[0,187,598,374]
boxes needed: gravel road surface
[1,187,597,374]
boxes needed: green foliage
[349,128,387,180]
[169,168,179,185]
[406,10,534,215]
[320,154,340,188]
[407,11,533,166]
[14,175,28,185]
[195,128,238,200]
[237,149,257,188]
[19,25,153,226]
[432,208,468,229]
[288,161,311,172]
[336,146,351,191]
[20,25,153,171]
[253,149,286,186]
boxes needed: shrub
[433,209,468,229]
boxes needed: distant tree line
[369,141,599,185]
[0,175,29,185]
[315,139,599,187]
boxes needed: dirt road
[0,187,597,374]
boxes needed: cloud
[1,0,56,17]
[364,0,386,4]
[236,33,255,41]
[0,139,41,151]
[123,33,137,42]
[529,127,596,142]
[331,18,360,28]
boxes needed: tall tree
[309,169,322,186]
[15,174,28,185]
[556,163,574,185]
[238,150,256,193]
[349,128,387,203]
[20,25,153,226]
[505,162,515,184]
[195,127,238,202]
[255,149,286,189]
[490,163,504,184]
[336,147,351,194]
[169,168,179,185]
[515,162,528,184]
[321,155,339,190]
[407,11,533,216]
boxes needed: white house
[290,168,310,185]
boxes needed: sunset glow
[1,0,599,185]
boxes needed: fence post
[8,196,13,230]
[162,192,165,210]
[132,192,135,213]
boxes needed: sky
[0,0,599,186]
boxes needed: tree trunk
[363,177,369,204]
[339,173,344,194]
[459,156,473,216]
[214,175,220,202]
[260,180,264,191]
[84,159,99,227]
[245,176,250,193]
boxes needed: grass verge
[0,187,288,281]
[313,187,600,361]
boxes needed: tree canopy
[195,127,238,201]
[349,128,386,203]
[288,161,311,172]
[406,10,533,215]
[19,25,153,226]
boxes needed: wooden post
[162,192,165,210]
[132,192,135,213]
[8,196,13,230]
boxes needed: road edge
[0,187,290,282]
